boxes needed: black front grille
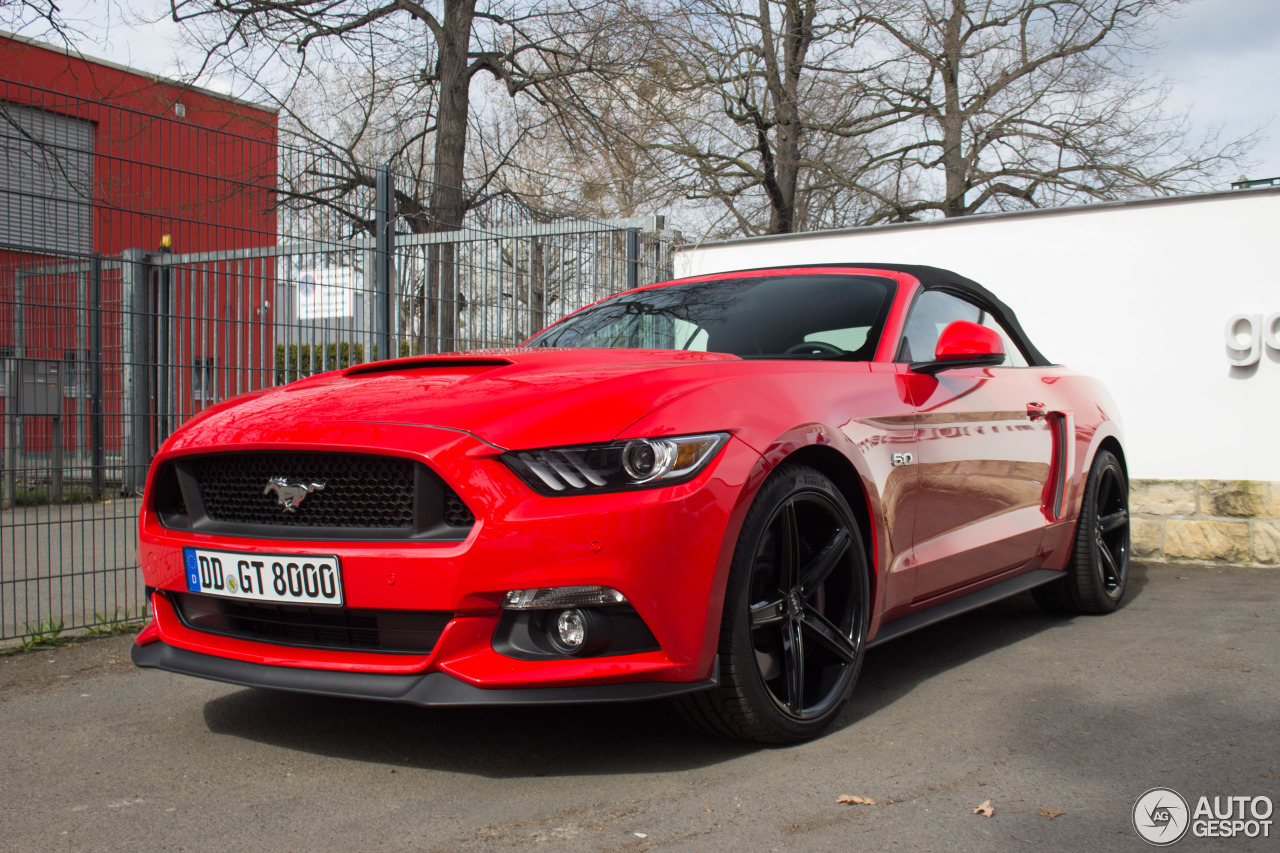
[444,490,475,527]
[170,592,452,654]
[152,451,476,541]
[195,453,415,529]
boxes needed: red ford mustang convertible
[133,264,1129,742]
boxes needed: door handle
[1026,402,1047,420]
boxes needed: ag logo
[1134,787,1190,845]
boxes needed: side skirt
[868,568,1062,649]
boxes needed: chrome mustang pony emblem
[263,477,326,512]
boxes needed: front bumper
[136,423,760,691]
[131,640,720,705]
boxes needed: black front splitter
[131,641,718,706]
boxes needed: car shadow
[202,683,755,777]
[201,564,1149,777]
[834,562,1150,732]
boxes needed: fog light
[544,607,614,656]
[555,609,587,651]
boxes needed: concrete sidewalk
[0,562,1276,851]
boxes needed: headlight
[502,432,730,495]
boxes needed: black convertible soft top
[699,262,1052,367]
[857,263,1050,367]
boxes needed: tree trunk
[426,0,476,352]
[940,0,967,218]
[528,237,547,337]
[763,0,814,234]
[777,0,813,233]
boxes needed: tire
[1033,448,1130,614]
[677,464,869,743]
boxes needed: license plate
[183,547,344,606]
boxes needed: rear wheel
[1034,448,1129,614]
[678,464,868,743]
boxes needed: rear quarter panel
[1039,370,1126,567]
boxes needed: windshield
[524,274,896,360]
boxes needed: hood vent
[344,356,513,377]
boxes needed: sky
[1139,0,1280,181]
[8,0,1280,183]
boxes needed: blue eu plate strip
[184,548,200,592]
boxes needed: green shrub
[275,340,421,384]
[275,342,365,384]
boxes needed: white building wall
[674,189,1280,482]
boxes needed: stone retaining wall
[1130,479,1280,567]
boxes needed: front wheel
[1034,448,1129,614]
[678,464,869,743]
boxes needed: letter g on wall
[1226,313,1280,367]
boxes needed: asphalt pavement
[0,562,1276,852]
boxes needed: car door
[897,289,1055,600]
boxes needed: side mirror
[910,320,1005,375]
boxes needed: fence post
[625,227,641,291]
[374,165,395,360]
[51,408,63,502]
[156,240,172,441]
[2,364,13,507]
[7,362,22,507]
[4,271,24,506]
[2,390,12,507]
[90,255,105,500]
[121,249,149,495]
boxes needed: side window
[978,313,1029,367]
[898,289,1029,367]
[805,327,869,351]
[897,290,980,362]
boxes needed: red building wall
[1,33,279,257]
[1,34,280,462]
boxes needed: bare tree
[272,61,533,234]
[584,0,900,237]
[1,0,78,45]
[556,0,1252,237]
[470,69,676,223]
[158,0,1255,249]
[856,0,1253,221]
[169,0,618,349]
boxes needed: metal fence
[1,77,678,644]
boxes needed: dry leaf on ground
[1039,807,1065,820]
[973,799,994,817]
[836,795,877,805]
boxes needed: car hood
[174,348,744,450]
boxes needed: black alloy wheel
[1034,448,1130,614]
[1092,460,1129,598]
[678,464,868,743]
